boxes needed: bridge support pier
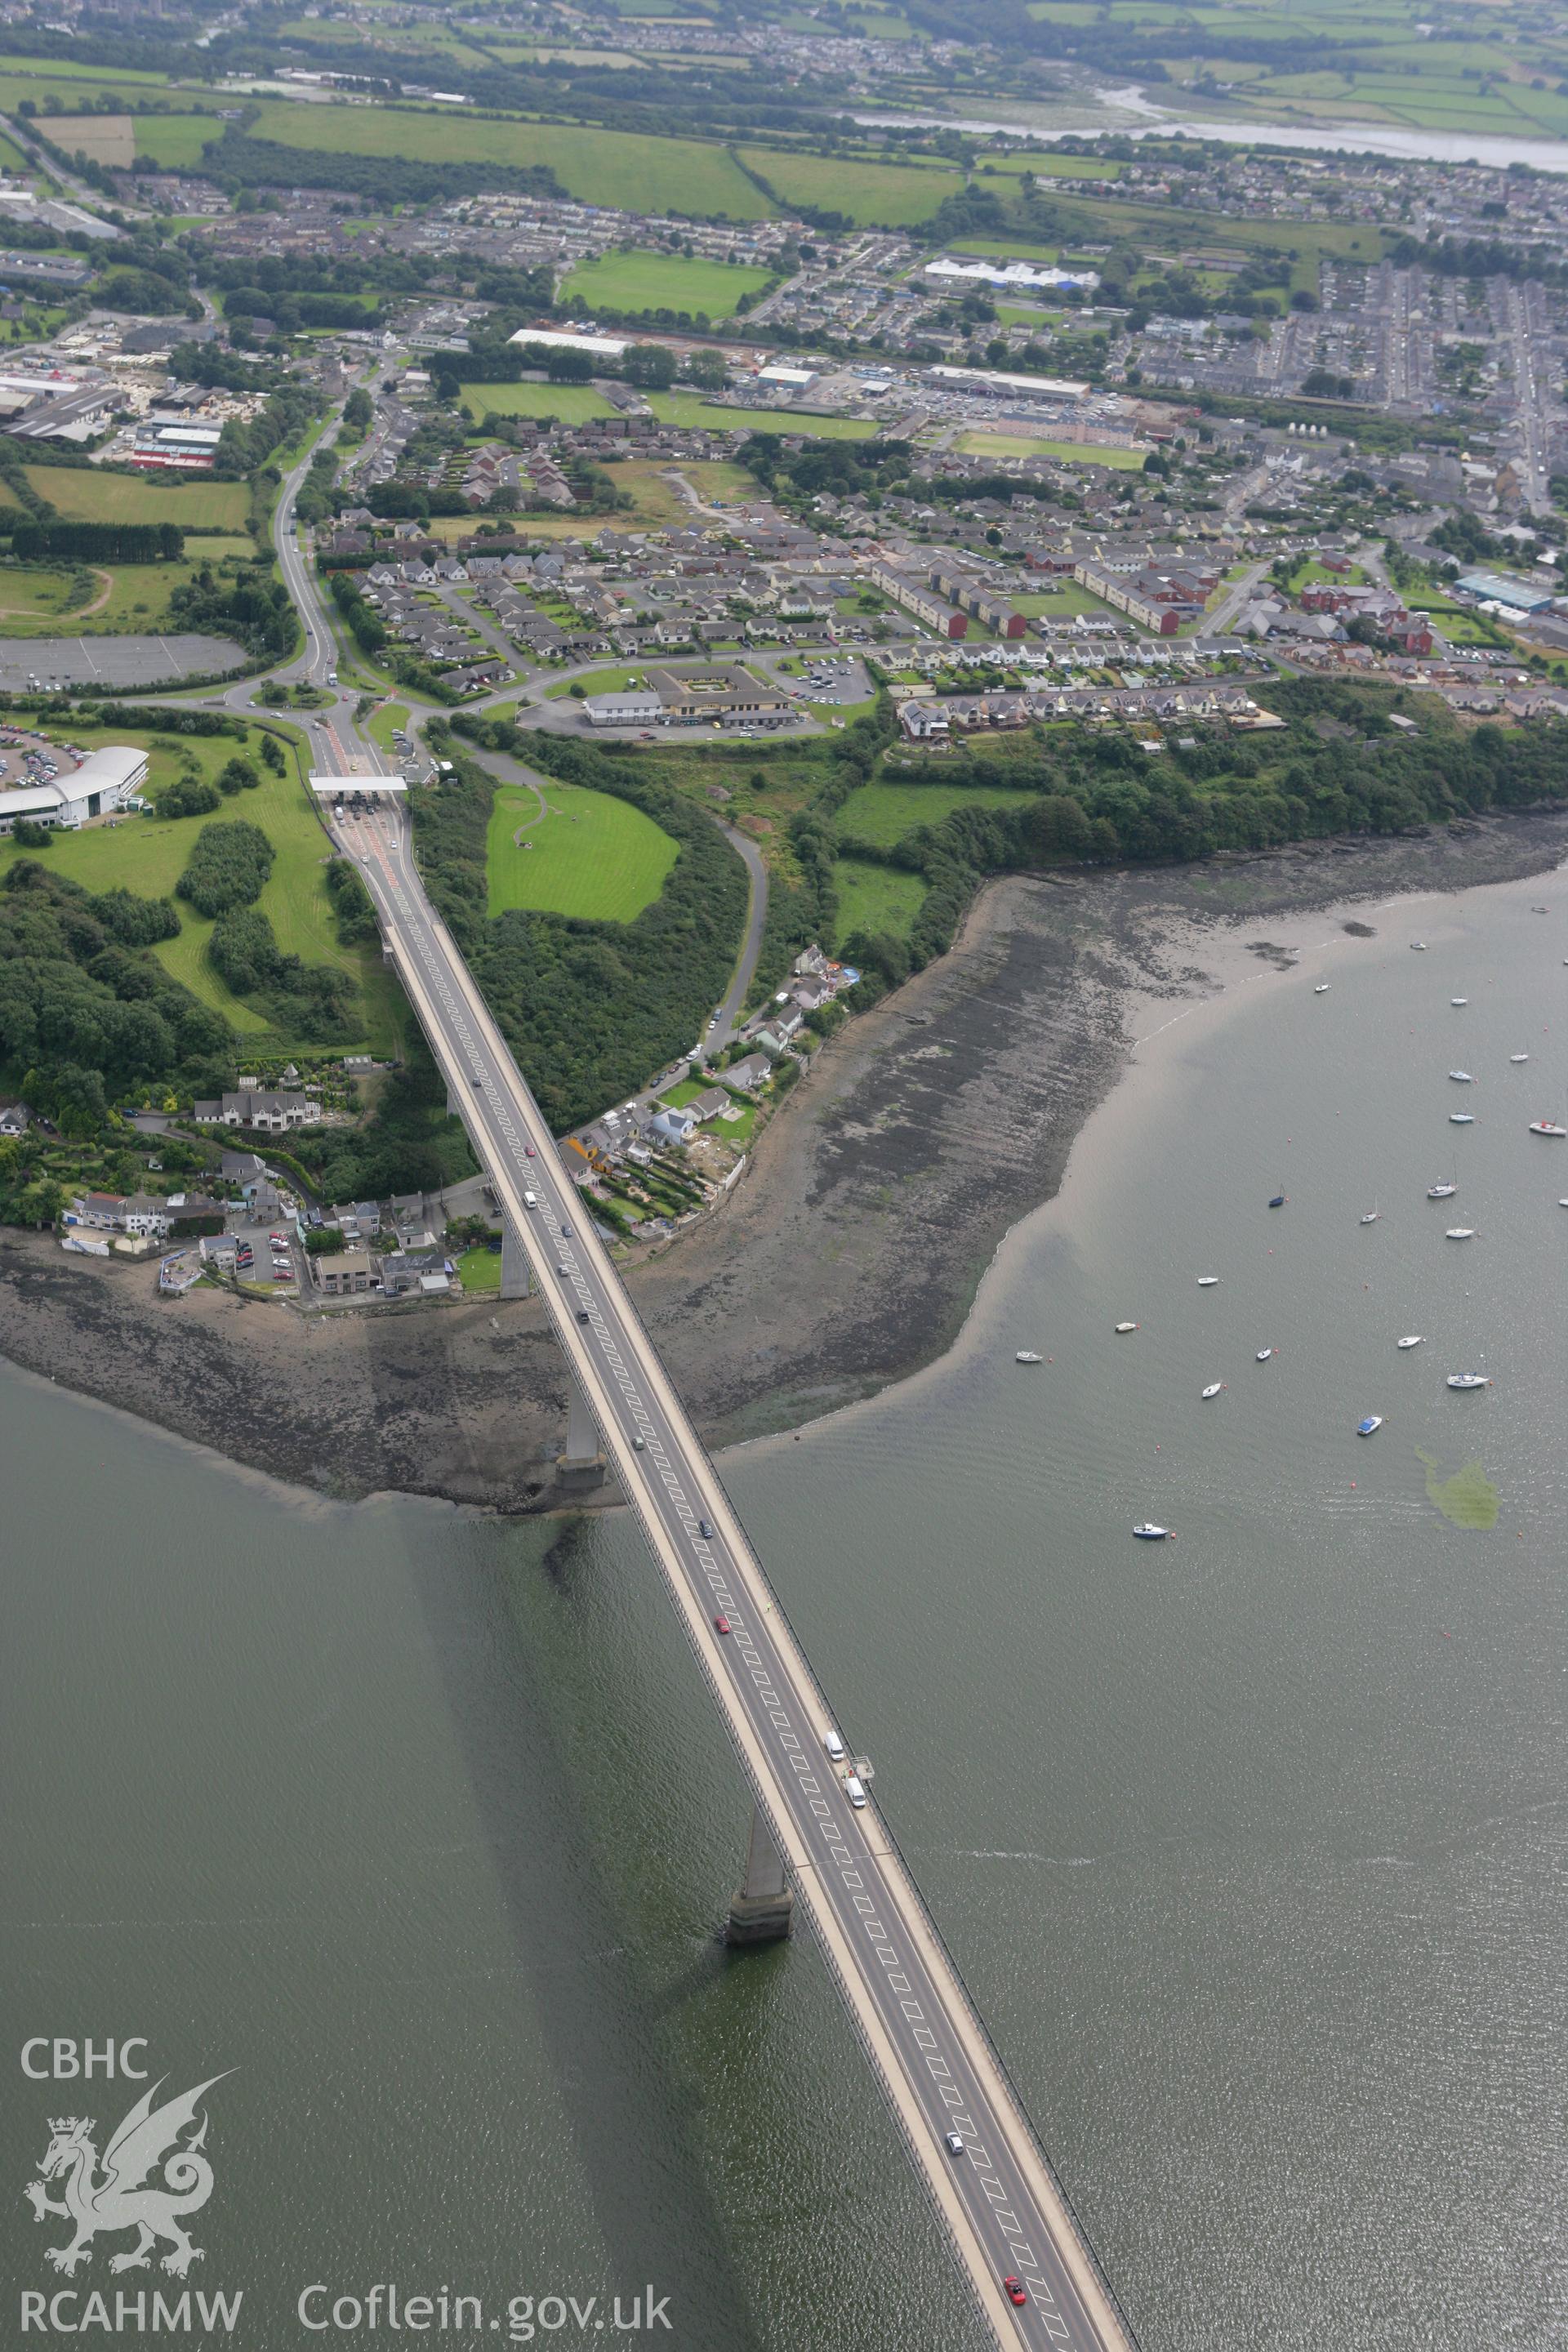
[556,1377,606,1490]
[499,1213,531,1301]
[725,1802,794,1947]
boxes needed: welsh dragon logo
[24,2074,231,2278]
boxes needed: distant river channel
[856,93,1568,176]
[6,862,1568,2350]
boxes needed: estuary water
[7,866,1568,2350]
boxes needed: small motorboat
[1197,1276,1220,1287]
[1449,1070,1473,1084]
[1397,1335,1423,1350]
[1357,1415,1383,1437]
[1446,1373,1490,1391]
[1428,1181,1457,1199]
[1410,940,1428,951]
[1200,1382,1224,1400]
[1511,1054,1530,1064]
[1114,1321,1138,1334]
[1133,1523,1171,1540]
[1446,1227,1476,1240]
[1529,1119,1567,1138]
[1313,983,1330,995]
[1268,1192,1286,1208]
[1256,1347,1274,1361]
[1449,1112,1474,1125]
[1016,1351,1042,1364]
[1451,996,1469,1006]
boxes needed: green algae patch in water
[1415,1449,1500,1530]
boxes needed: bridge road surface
[333,803,1137,2352]
[274,445,1138,2352]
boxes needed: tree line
[10,520,184,565]
[430,724,749,1131]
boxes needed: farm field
[45,113,136,167]
[955,432,1147,470]
[459,382,617,425]
[835,778,1036,846]
[831,855,926,947]
[560,248,775,317]
[247,100,773,218]
[24,468,252,530]
[734,145,962,225]
[644,393,876,439]
[131,114,226,169]
[485,778,679,923]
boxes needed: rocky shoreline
[4,809,1565,1510]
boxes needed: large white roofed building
[0,744,147,835]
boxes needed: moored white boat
[1200,1382,1223,1400]
[1451,996,1468,1005]
[1197,1275,1219,1287]
[1314,982,1330,995]
[1529,1119,1567,1138]
[1397,1335,1423,1350]
[1016,1351,1042,1363]
[1133,1523,1171,1540]
[1450,1112,1474,1124]
[1357,1414,1383,1437]
[1511,1054,1529,1064]
[1446,1226,1476,1240]
[1446,1373,1490,1391]
[1114,1321,1138,1333]
[1256,1347,1274,1361]
[1427,1180,1457,1199]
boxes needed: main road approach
[271,415,1139,2352]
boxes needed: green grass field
[486,779,678,922]
[24,468,252,530]
[644,393,876,439]
[248,99,772,217]
[560,247,774,318]
[367,701,410,758]
[831,856,927,947]
[0,549,255,636]
[131,114,226,168]
[459,382,617,425]
[835,779,1036,846]
[541,665,648,700]
[457,1245,502,1293]
[955,431,1147,470]
[0,727,402,1052]
[735,145,962,225]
